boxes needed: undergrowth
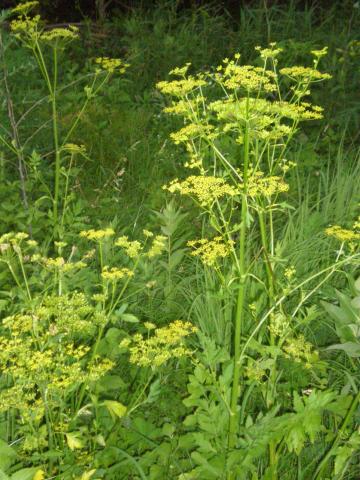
[0,1,359,479]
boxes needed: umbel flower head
[10,1,79,45]
[187,237,234,266]
[164,175,239,207]
[120,320,197,368]
[95,57,130,74]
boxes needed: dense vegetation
[0,1,359,479]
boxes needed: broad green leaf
[0,440,16,471]
[326,342,360,357]
[65,432,83,450]
[103,400,127,419]
[11,468,39,480]
[350,296,360,309]
[0,470,10,480]
[120,313,139,323]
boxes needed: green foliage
[0,1,359,479]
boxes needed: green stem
[258,207,278,479]
[227,107,250,461]
[314,390,360,479]
[51,44,61,236]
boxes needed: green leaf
[0,440,16,471]
[103,400,127,419]
[0,470,10,480]
[350,296,360,309]
[120,313,139,323]
[11,468,39,480]
[326,342,360,357]
[65,432,83,450]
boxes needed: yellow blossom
[11,1,38,15]
[280,66,331,81]
[79,228,115,241]
[246,171,289,197]
[325,225,360,242]
[187,237,234,266]
[164,175,238,206]
[115,236,142,258]
[95,57,129,74]
[147,235,167,258]
[123,320,197,367]
[101,266,134,281]
[40,26,79,42]
[156,76,206,97]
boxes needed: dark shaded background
[2,0,357,22]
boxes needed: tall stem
[228,110,250,455]
[51,44,61,235]
[258,208,278,479]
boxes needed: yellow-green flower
[187,237,234,266]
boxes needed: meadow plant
[0,227,197,477]
[158,44,360,479]
[1,1,129,239]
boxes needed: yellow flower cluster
[40,26,79,42]
[121,320,197,367]
[280,66,331,81]
[187,237,234,266]
[216,60,277,93]
[169,63,192,77]
[115,236,142,258]
[42,256,86,272]
[311,47,328,58]
[95,57,129,74]
[164,175,238,206]
[246,171,289,197]
[156,76,206,97]
[325,224,360,242]
[148,235,167,258]
[283,335,319,369]
[163,96,203,118]
[101,266,134,281]
[170,123,216,145]
[11,1,38,14]
[0,231,29,245]
[0,294,114,419]
[210,97,323,135]
[10,14,40,36]
[255,42,283,59]
[79,228,115,241]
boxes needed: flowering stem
[51,44,61,237]
[227,107,250,460]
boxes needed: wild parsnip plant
[158,45,360,479]
[1,1,360,479]
[0,228,198,478]
[1,1,129,239]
